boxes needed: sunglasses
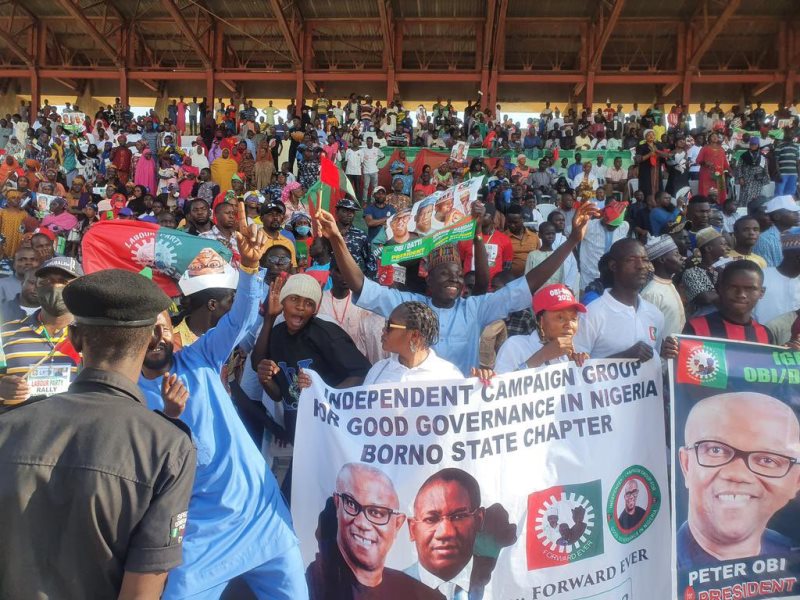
[384,320,408,333]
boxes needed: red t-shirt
[457,229,514,281]
[413,182,436,197]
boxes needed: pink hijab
[134,148,158,194]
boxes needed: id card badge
[485,243,499,267]
[28,364,72,397]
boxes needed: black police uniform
[0,269,197,599]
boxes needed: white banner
[293,359,671,600]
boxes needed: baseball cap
[263,199,286,214]
[373,186,386,194]
[532,284,586,315]
[35,256,84,279]
[118,207,134,217]
[336,198,359,211]
[765,195,800,214]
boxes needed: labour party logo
[675,339,728,389]
[606,465,660,544]
[526,480,604,570]
[126,231,157,267]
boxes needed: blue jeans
[174,545,308,600]
[775,174,798,196]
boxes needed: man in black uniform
[0,269,197,600]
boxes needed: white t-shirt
[573,290,664,359]
[364,349,463,385]
[754,267,800,324]
[344,148,362,175]
[359,146,382,174]
[495,333,569,374]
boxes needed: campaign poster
[292,359,671,599]
[402,177,482,237]
[669,336,800,600]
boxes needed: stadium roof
[0,0,797,106]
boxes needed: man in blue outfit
[139,201,307,599]
[314,201,597,375]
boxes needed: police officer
[0,269,197,600]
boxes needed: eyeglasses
[265,256,291,266]
[411,508,481,529]
[384,320,408,332]
[335,492,400,526]
[687,439,799,478]
[624,490,639,498]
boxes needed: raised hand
[568,201,602,243]
[314,208,342,241]
[161,373,189,418]
[266,273,286,318]
[234,199,270,268]
[257,359,280,385]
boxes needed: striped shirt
[1,311,78,405]
[683,311,774,344]
[776,142,800,175]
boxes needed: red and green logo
[676,339,728,389]
[526,480,604,571]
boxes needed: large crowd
[0,92,799,599]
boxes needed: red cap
[34,227,57,242]
[532,284,586,315]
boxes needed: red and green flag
[675,338,728,389]
[82,220,233,296]
[305,155,358,215]
[526,480,604,570]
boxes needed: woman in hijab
[239,149,256,188]
[134,147,158,194]
[0,190,38,258]
[735,136,770,207]
[41,197,78,235]
[635,128,666,201]
[5,135,24,159]
[190,141,210,170]
[280,180,307,223]
[0,155,19,186]
[178,156,199,199]
[254,143,275,191]
[210,147,238,193]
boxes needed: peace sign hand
[233,199,270,269]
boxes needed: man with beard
[138,201,307,599]
[183,198,213,235]
[261,199,297,266]
[306,463,440,600]
[0,257,82,408]
[573,238,667,360]
[0,270,39,322]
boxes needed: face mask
[295,225,311,236]
[37,285,69,316]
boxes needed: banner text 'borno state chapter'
[670,336,800,600]
[292,359,670,600]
